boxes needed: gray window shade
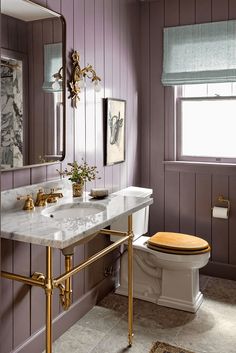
[162,20,236,86]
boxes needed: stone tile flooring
[50,276,236,353]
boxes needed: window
[176,83,236,163]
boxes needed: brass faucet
[35,189,47,207]
[17,195,35,210]
[35,188,63,206]
[46,188,63,203]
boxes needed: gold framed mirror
[1,0,66,171]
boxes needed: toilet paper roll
[212,206,228,219]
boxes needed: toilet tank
[110,186,153,242]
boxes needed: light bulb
[52,80,60,90]
[94,80,101,92]
[77,78,86,89]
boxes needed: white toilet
[111,187,211,313]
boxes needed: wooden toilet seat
[147,232,211,255]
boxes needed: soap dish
[90,188,109,199]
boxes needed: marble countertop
[1,191,153,249]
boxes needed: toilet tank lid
[113,186,153,198]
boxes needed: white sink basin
[41,202,106,220]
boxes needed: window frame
[176,95,236,164]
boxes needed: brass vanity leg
[45,246,53,353]
[65,255,73,310]
[128,215,134,346]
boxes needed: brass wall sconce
[69,51,101,108]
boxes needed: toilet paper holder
[217,195,230,211]
[212,195,230,217]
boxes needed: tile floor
[49,275,236,353]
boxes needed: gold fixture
[46,188,63,203]
[35,189,47,207]
[17,195,35,210]
[218,195,230,211]
[35,188,63,206]
[0,216,134,353]
[69,51,101,108]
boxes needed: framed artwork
[104,98,126,166]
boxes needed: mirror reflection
[1,0,65,170]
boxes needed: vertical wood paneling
[94,0,105,188]
[229,0,236,19]
[165,171,180,232]
[179,173,195,235]
[196,174,212,244]
[112,0,121,191]
[164,0,180,26]
[1,15,8,48]
[163,0,179,164]
[13,242,30,348]
[196,0,212,23]
[47,0,61,13]
[212,0,229,21]
[104,0,113,190]
[13,169,31,188]
[149,0,165,233]
[140,3,150,188]
[7,17,18,51]
[1,171,13,191]
[229,177,236,265]
[73,0,86,304]
[32,21,44,164]
[31,245,46,333]
[212,175,229,263]
[180,0,196,25]
[84,0,96,193]
[61,0,74,167]
[1,240,13,352]
[119,0,129,188]
[31,166,47,184]
[74,0,86,164]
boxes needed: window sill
[163,160,236,175]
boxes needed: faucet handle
[35,189,47,207]
[46,187,63,203]
[17,194,35,211]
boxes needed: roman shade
[162,20,236,86]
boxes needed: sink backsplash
[1,178,73,211]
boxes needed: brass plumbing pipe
[54,234,130,286]
[1,271,45,288]
[99,229,127,236]
[128,215,134,346]
[45,247,53,353]
[55,255,73,310]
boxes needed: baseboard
[201,261,236,281]
[12,277,115,353]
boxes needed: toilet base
[157,267,203,313]
[115,236,208,313]
[157,291,203,313]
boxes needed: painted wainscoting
[1,0,140,352]
[140,0,236,280]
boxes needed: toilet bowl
[116,234,210,313]
[110,187,210,313]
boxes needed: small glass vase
[72,182,84,197]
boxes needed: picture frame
[104,98,126,166]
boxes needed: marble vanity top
[1,180,153,249]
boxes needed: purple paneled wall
[0,1,140,352]
[140,0,236,280]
